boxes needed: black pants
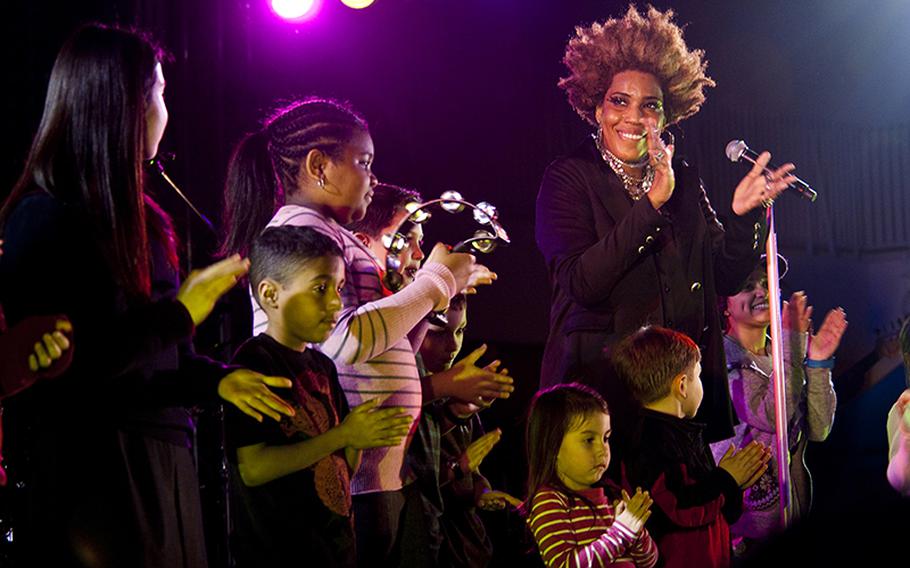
[352,483,433,567]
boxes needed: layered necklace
[592,130,654,201]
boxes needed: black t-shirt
[226,334,354,567]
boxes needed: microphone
[725,140,817,202]
[145,152,216,232]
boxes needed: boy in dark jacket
[613,326,770,568]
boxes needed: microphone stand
[726,139,818,530]
[146,155,236,565]
[147,156,215,233]
[146,155,216,277]
[764,204,791,529]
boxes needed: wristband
[805,357,835,369]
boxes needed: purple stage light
[271,0,318,21]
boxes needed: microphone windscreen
[725,140,747,162]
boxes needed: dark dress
[535,138,766,443]
[225,333,355,567]
[0,191,231,567]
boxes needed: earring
[317,175,326,189]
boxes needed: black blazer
[535,138,766,442]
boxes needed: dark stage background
[3,0,909,563]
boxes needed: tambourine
[382,190,511,295]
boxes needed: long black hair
[1,23,173,298]
[219,97,368,258]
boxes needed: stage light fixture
[341,0,375,9]
[271,0,318,20]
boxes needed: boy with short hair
[225,225,412,567]
[613,326,770,568]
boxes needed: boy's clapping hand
[717,441,772,489]
[458,428,501,474]
[218,370,296,422]
[427,344,514,404]
[340,398,412,449]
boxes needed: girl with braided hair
[220,98,509,564]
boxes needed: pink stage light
[341,0,375,8]
[270,0,318,21]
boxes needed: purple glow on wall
[270,0,319,21]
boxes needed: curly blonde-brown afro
[559,4,715,126]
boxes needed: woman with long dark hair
[0,24,294,567]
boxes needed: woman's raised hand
[731,151,797,215]
[782,291,812,334]
[645,119,675,210]
[808,307,848,362]
[177,254,250,326]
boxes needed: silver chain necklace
[592,131,654,201]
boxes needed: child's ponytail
[219,128,280,258]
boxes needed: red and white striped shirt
[528,486,658,568]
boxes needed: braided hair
[219,97,368,257]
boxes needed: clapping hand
[340,398,412,449]
[731,151,797,215]
[717,441,772,489]
[645,118,675,210]
[177,255,250,326]
[782,291,812,333]
[808,307,848,362]
[458,428,502,474]
[428,344,514,405]
[614,488,653,534]
[477,488,522,511]
[217,369,296,422]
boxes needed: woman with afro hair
[535,5,799,451]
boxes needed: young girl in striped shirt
[526,383,658,568]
